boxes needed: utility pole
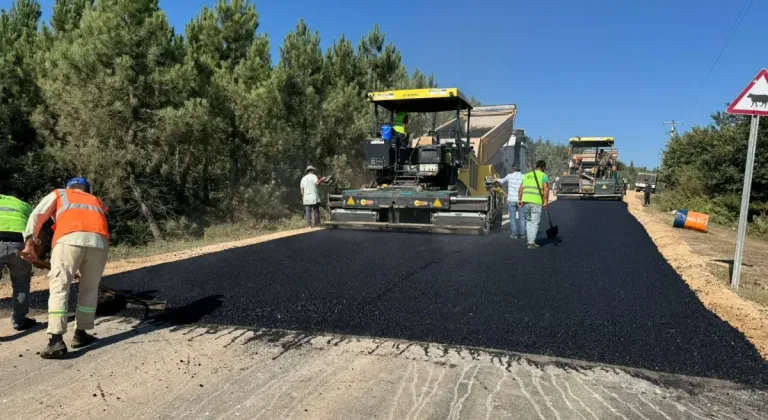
[663,120,681,138]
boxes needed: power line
[686,0,755,114]
[701,0,754,86]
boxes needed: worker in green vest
[517,160,550,249]
[0,188,38,330]
[393,111,408,135]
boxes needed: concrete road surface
[1,199,767,419]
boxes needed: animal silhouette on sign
[747,93,768,108]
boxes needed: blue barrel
[381,124,393,140]
[673,209,688,229]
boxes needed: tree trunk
[128,172,162,241]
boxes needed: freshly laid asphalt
[6,199,768,386]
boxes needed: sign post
[725,68,768,292]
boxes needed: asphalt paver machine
[557,136,623,200]
[325,88,504,234]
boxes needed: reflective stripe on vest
[521,171,545,205]
[0,195,32,233]
[394,112,406,134]
[55,189,106,219]
[51,189,109,247]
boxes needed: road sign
[726,68,768,116]
[727,69,765,292]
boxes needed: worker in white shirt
[496,167,526,239]
[300,166,326,227]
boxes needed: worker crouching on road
[0,188,38,331]
[301,166,327,227]
[20,177,110,359]
[519,160,549,249]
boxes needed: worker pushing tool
[20,177,110,359]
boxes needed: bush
[749,213,768,239]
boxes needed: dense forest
[0,0,454,245]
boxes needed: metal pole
[731,115,760,292]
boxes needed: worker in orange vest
[20,177,110,359]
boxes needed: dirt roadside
[625,192,768,359]
[0,226,322,300]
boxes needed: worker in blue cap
[19,177,110,359]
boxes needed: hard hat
[306,165,316,172]
[66,177,91,193]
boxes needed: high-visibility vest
[51,188,109,248]
[393,112,407,134]
[521,170,547,205]
[0,195,32,233]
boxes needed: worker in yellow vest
[0,188,38,331]
[393,111,409,148]
[393,112,408,135]
[518,160,550,249]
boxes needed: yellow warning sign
[433,199,442,208]
[601,185,607,190]
[346,197,355,205]
[414,200,429,207]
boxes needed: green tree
[0,0,46,194]
[34,0,182,240]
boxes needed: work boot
[71,329,98,349]
[12,317,38,331]
[40,334,68,359]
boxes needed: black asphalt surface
[4,200,767,386]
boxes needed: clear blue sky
[20,0,768,168]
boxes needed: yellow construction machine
[325,88,516,234]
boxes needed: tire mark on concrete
[445,363,472,420]
[532,369,562,420]
[280,363,346,419]
[598,384,650,420]
[665,398,708,420]
[484,367,508,420]
[214,355,317,420]
[549,372,588,420]
[448,363,480,420]
[634,393,672,420]
[563,379,600,420]
[404,364,432,420]
[411,366,447,420]
[574,376,629,420]
[388,361,415,420]
[173,356,274,419]
[513,370,546,420]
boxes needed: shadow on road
[3,200,767,387]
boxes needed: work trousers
[523,203,543,245]
[644,194,651,206]
[304,204,320,226]
[507,202,526,237]
[47,243,108,335]
[0,241,32,326]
